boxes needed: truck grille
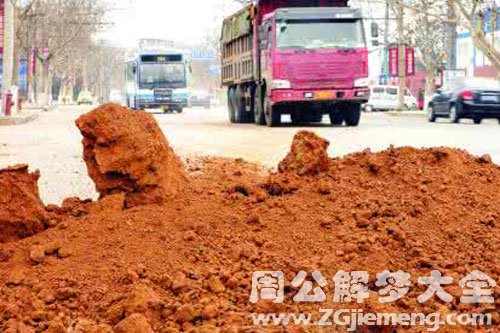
[291,62,359,89]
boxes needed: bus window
[126,63,135,83]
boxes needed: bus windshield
[139,63,186,89]
[276,19,365,50]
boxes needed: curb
[0,112,40,126]
[386,111,426,118]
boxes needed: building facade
[456,8,500,78]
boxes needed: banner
[0,0,4,55]
[388,47,399,77]
[388,46,416,77]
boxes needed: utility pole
[446,0,457,69]
[2,0,15,115]
[397,0,406,110]
[383,0,390,78]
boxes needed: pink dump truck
[221,0,374,127]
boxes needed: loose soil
[0,104,498,332]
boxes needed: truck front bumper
[271,88,369,104]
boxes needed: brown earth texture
[0,104,498,333]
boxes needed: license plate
[481,95,498,103]
[316,91,334,100]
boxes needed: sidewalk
[0,104,45,126]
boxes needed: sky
[102,0,242,47]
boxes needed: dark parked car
[427,78,500,124]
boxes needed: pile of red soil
[0,106,498,332]
[76,104,188,208]
[0,165,49,243]
[278,130,330,175]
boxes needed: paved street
[1,105,499,204]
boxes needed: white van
[363,85,418,112]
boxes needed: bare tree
[13,0,117,104]
[405,0,448,95]
[453,0,500,71]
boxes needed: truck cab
[222,0,373,127]
[259,7,369,125]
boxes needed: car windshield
[276,19,365,50]
[462,78,500,90]
[140,63,186,88]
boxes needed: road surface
[1,105,499,204]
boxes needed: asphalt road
[1,105,499,204]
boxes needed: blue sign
[191,49,215,62]
[379,75,388,85]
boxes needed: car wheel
[427,105,437,123]
[473,117,482,124]
[449,105,460,124]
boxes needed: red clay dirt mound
[0,124,498,332]
[0,165,48,243]
[278,130,330,175]
[76,104,188,208]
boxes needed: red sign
[389,47,399,77]
[0,0,4,55]
[406,47,415,76]
[388,46,416,77]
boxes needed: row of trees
[11,0,123,104]
[402,0,500,94]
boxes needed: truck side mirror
[371,22,379,39]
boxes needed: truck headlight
[354,77,370,88]
[272,80,291,89]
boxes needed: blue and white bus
[125,52,190,112]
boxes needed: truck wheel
[254,86,266,125]
[329,108,344,126]
[343,104,361,127]
[228,87,236,123]
[235,85,252,123]
[265,98,281,127]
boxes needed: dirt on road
[0,104,498,332]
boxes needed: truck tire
[254,86,266,125]
[228,87,236,123]
[265,97,281,127]
[235,85,252,123]
[329,109,344,126]
[343,103,361,127]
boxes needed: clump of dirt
[0,165,48,243]
[0,121,498,332]
[278,130,330,175]
[76,103,188,208]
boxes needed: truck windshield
[139,63,186,89]
[276,19,365,50]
